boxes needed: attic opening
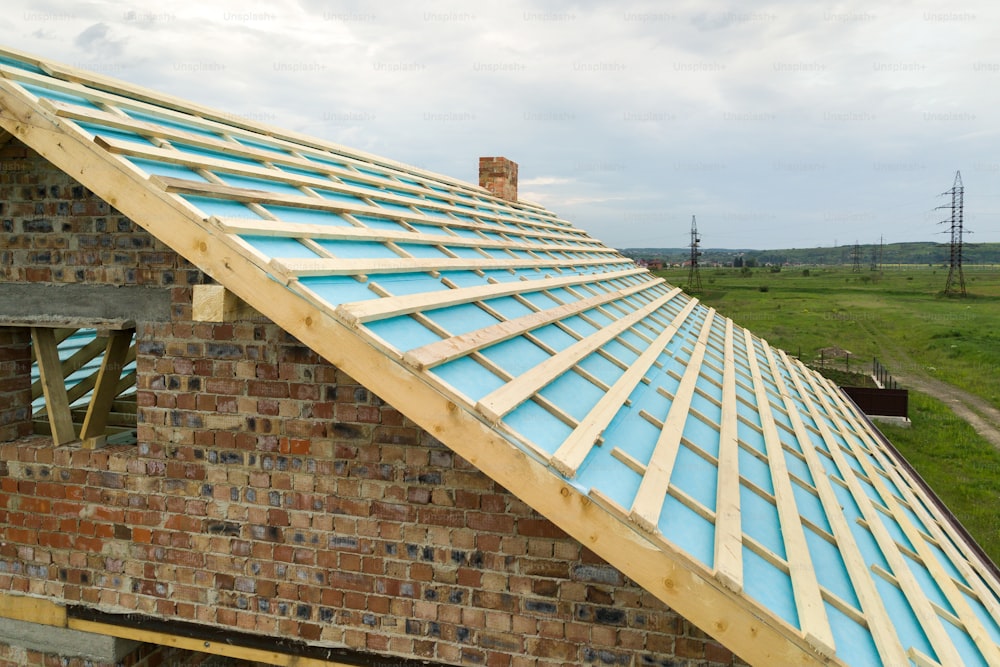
[28,323,138,447]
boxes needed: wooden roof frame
[2,45,999,666]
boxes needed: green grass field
[654,264,1000,562]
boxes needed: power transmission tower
[937,171,968,296]
[878,235,884,270]
[688,215,703,290]
[870,245,877,271]
[851,241,861,272]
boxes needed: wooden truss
[24,322,136,447]
[1,45,999,666]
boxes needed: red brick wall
[0,328,31,442]
[0,142,749,666]
[0,140,203,287]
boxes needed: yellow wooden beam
[192,284,259,322]
[30,327,76,445]
[0,592,66,627]
[713,318,743,593]
[67,618,348,667]
[79,328,133,442]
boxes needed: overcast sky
[5,0,999,250]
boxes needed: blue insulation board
[743,546,799,629]
[658,493,714,569]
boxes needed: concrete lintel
[0,283,171,324]
[0,616,142,661]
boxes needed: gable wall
[0,143,748,666]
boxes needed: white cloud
[3,0,999,249]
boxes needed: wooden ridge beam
[476,293,693,423]
[333,267,651,325]
[404,282,664,372]
[627,308,716,532]
[742,331,835,657]
[549,298,699,478]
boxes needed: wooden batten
[192,284,260,322]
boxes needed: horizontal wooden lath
[333,267,652,325]
[213,216,609,254]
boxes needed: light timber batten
[549,297,698,478]
[820,374,1000,665]
[335,268,651,325]
[628,308,715,533]
[476,293,692,423]
[743,331,835,656]
[770,347,908,665]
[795,365,966,666]
[269,256,629,280]
[214,216,610,254]
[713,318,743,593]
[404,282,669,371]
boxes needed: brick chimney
[479,156,518,202]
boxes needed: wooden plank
[215,216,610,255]
[769,347,909,665]
[404,282,667,370]
[550,300,700,479]
[30,334,106,402]
[793,361,966,666]
[817,368,1000,666]
[79,329,133,440]
[0,591,67,627]
[67,617,355,667]
[611,447,647,476]
[742,331,835,657]
[192,284,260,322]
[269,255,627,281]
[628,308,716,532]
[907,647,945,667]
[334,267,651,325]
[476,293,691,423]
[0,67,833,667]
[30,327,76,445]
[714,318,743,593]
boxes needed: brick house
[1,46,999,666]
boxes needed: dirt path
[857,324,1000,449]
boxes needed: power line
[688,215,703,290]
[937,171,969,297]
